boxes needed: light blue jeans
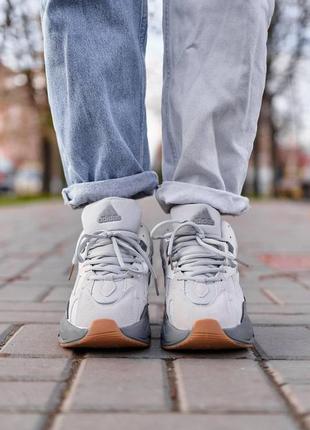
[41,0,274,215]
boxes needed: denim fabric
[42,0,157,208]
[42,0,274,214]
[158,0,275,214]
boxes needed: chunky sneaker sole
[59,305,151,349]
[161,304,254,350]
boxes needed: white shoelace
[151,220,242,283]
[69,229,159,294]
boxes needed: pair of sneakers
[59,197,254,350]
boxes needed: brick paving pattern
[0,198,309,429]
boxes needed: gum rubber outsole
[59,319,150,349]
[163,319,253,350]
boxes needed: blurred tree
[0,0,62,193]
[251,0,310,197]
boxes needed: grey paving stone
[240,266,277,280]
[282,384,310,415]
[257,278,305,289]
[12,280,74,288]
[0,413,45,430]
[0,285,52,302]
[242,287,273,304]
[148,290,165,305]
[65,358,169,412]
[149,303,163,325]
[0,311,62,324]
[176,359,286,413]
[4,281,55,288]
[268,360,310,385]
[248,303,310,314]
[151,324,162,339]
[0,257,36,279]
[53,413,299,430]
[25,266,70,282]
[0,302,65,311]
[297,273,310,289]
[242,276,293,292]
[252,314,310,325]
[0,381,64,412]
[254,326,310,359]
[0,357,70,381]
[236,254,267,268]
[26,272,69,283]
[1,325,71,357]
[261,284,310,304]
[43,287,71,302]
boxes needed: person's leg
[41,0,157,208]
[154,0,275,350]
[157,0,275,215]
[41,0,154,349]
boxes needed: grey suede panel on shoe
[161,313,191,347]
[120,305,151,342]
[224,303,254,344]
[59,316,88,344]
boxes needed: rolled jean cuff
[62,171,159,209]
[156,181,250,216]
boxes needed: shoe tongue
[170,204,222,237]
[81,198,142,234]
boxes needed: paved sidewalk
[0,197,310,430]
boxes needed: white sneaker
[59,197,154,349]
[151,203,254,350]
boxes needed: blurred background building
[0,0,309,200]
